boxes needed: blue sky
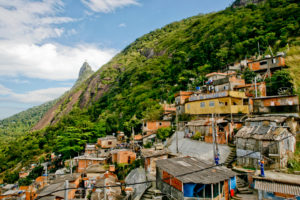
[0,0,232,119]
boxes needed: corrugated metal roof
[141,149,169,158]
[255,180,300,196]
[235,125,291,140]
[246,116,288,123]
[156,157,236,184]
[186,119,227,126]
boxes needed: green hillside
[1,0,299,183]
[0,100,56,141]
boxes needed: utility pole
[176,110,179,154]
[255,77,258,98]
[212,114,216,164]
[45,162,48,185]
[70,159,73,176]
[64,180,69,200]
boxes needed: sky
[0,0,233,119]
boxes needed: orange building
[35,176,47,190]
[142,120,171,135]
[186,118,229,144]
[163,104,176,120]
[19,171,29,179]
[84,144,98,156]
[247,55,286,79]
[74,156,107,173]
[251,95,299,114]
[141,149,169,176]
[19,186,36,200]
[235,82,266,97]
[111,149,136,164]
[205,72,245,92]
[174,91,194,115]
[248,55,285,71]
[97,136,117,149]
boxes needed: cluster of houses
[1,54,300,200]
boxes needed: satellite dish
[278,87,291,96]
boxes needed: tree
[157,127,173,141]
[242,68,256,84]
[266,70,294,96]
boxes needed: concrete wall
[236,132,295,169]
[97,138,117,149]
[156,167,184,200]
[77,159,106,173]
[185,97,249,115]
[143,121,171,134]
[145,155,168,176]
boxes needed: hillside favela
[0,0,299,200]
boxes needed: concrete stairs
[141,188,162,200]
[231,195,243,200]
[236,177,253,194]
[224,146,236,168]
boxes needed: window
[260,61,268,65]
[187,104,190,110]
[159,122,162,126]
[209,101,215,107]
[108,141,112,145]
[200,102,205,108]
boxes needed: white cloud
[0,41,117,80]
[0,84,12,95]
[118,23,126,28]
[81,0,139,13]
[0,0,120,118]
[11,87,70,104]
[0,84,70,104]
[0,0,74,43]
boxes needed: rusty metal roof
[186,119,228,126]
[255,180,300,196]
[246,116,289,123]
[235,125,292,140]
[156,157,236,184]
[141,149,169,158]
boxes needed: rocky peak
[76,61,94,84]
[232,0,266,7]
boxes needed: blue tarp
[230,176,236,190]
[184,183,205,197]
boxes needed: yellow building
[185,91,249,115]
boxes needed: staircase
[224,146,236,168]
[231,195,243,200]
[141,188,162,200]
[141,174,163,200]
[236,177,253,194]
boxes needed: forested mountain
[0,62,94,140]
[0,100,56,139]
[1,0,299,183]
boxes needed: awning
[255,180,300,196]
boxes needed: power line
[35,134,294,199]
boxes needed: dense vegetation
[0,0,299,182]
[0,100,56,140]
